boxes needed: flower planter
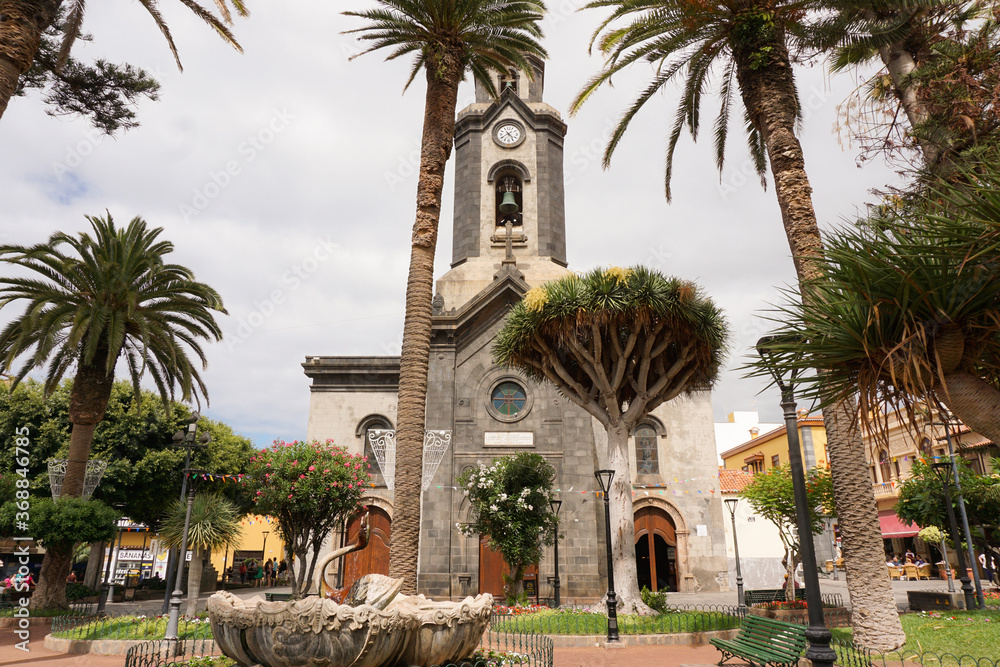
[748,605,850,627]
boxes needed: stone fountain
[208,524,493,667]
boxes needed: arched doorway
[634,506,677,592]
[342,507,391,588]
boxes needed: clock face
[496,124,521,146]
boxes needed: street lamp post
[930,463,976,610]
[594,470,620,643]
[757,337,836,667]
[723,497,746,613]
[161,413,210,614]
[165,471,199,654]
[940,420,985,609]
[549,499,562,609]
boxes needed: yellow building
[719,411,828,473]
[102,514,286,586]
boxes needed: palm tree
[0,0,248,122]
[816,1,996,171]
[160,492,242,617]
[0,213,225,607]
[752,171,1000,448]
[572,0,905,649]
[343,0,547,596]
[494,266,727,612]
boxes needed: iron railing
[123,627,553,667]
[490,603,742,635]
[51,611,213,641]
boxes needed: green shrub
[640,586,668,613]
[66,582,98,601]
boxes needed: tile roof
[719,468,755,493]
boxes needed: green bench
[711,614,807,667]
[264,592,293,602]
[744,588,806,606]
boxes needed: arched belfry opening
[499,68,519,95]
[495,175,523,227]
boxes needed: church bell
[499,191,519,215]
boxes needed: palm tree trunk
[387,51,462,596]
[0,0,62,121]
[185,546,203,617]
[733,24,905,651]
[605,422,653,614]
[941,370,1000,445]
[83,540,104,590]
[29,543,72,610]
[62,356,116,498]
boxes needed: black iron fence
[122,627,553,667]
[490,603,741,635]
[51,611,213,641]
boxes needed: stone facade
[303,60,729,602]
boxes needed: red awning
[878,510,920,538]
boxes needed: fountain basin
[208,589,493,667]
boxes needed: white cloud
[0,2,901,445]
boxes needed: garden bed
[747,601,850,626]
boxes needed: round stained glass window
[491,381,527,417]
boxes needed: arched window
[878,448,893,483]
[917,435,933,458]
[635,424,659,475]
[499,68,518,95]
[495,175,523,227]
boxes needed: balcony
[872,481,899,500]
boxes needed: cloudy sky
[0,2,900,449]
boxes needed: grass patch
[52,615,213,641]
[491,609,739,635]
[836,610,1000,660]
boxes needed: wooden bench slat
[711,614,806,667]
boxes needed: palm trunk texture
[0,0,61,120]
[29,544,72,610]
[941,370,1000,446]
[185,547,204,617]
[387,52,461,596]
[734,23,905,651]
[83,540,104,590]
[34,356,115,609]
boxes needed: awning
[878,510,920,538]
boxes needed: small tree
[159,492,242,617]
[494,266,727,612]
[457,453,557,603]
[0,497,118,609]
[243,440,370,597]
[740,464,835,601]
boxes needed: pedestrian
[66,571,77,583]
[255,561,264,588]
[239,562,247,586]
[263,559,273,588]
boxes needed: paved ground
[0,577,979,667]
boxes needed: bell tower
[435,58,569,310]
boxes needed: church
[302,59,729,602]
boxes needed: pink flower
[308,465,315,471]
[266,463,271,467]
[256,491,262,495]
[348,483,353,489]
[299,474,306,479]
[354,463,362,470]
[333,482,339,487]
[292,460,298,465]
[288,493,294,498]
[323,469,329,473]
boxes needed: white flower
[490,504,498,512]
[527,505,532,510]
[499,493,507,501]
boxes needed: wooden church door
[634,506,677,592]
[342,507,391,588]
[478,537,539,602]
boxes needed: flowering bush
[457,453,556,603]
[244,440,371,596]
